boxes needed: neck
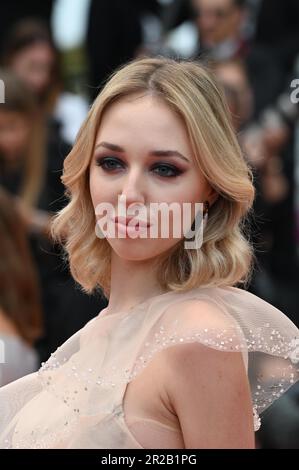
[105,254,167,314]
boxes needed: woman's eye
[96,156,124,171]
[151,164,182,178]
[95,157,182,178]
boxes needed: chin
[108,238,177,262]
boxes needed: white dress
[0,286,299,449]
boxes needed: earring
[185,200,210,249]
[203,200,209,228]
[189,200,209,232]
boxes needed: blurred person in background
[240,68,299,328]
[0,69,105,363]
[162,0,282,117]
[0,69,50,233]
[0,0,53,58]
[213,56,299,450]
[212,58,253,131]
[192,0,248,55]
[0,187,43,386]
[212,59,272,296]
[212,57,299,328]
[2,19,89,145]
[193,0,283,116]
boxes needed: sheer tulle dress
[0,286,299,448]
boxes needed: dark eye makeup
[95,155,184,178]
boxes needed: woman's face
[10,42,55,97]
[89,93,214,262]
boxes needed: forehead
[194,0,234,9]
[14,42,54,61]
[95,94,190,146]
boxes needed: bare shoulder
[159,300,255,448]
[162,295,234,332]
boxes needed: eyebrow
[94,141,190,163]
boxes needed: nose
[119,168,146,206]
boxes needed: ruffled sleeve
[128,287,299,431]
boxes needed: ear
[206,187,219,207]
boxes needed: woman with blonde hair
[0,56,298,449]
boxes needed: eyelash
[95,156,183,178]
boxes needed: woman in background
[0,69,51,235]
[0,188,43,386]
[0,69,103,363]
[2,19,89,146]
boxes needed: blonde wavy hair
[52,56,255,297]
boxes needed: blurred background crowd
[0,0,299,448]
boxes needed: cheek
[89,170,101,208]
[168,176,207,231]
[167,175,205,205]
[89,168,115,209]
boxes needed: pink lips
[113,216,151,228]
